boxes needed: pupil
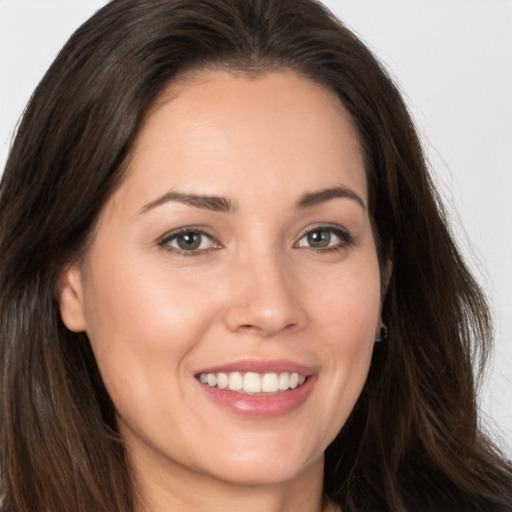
[308,230,330,247]
[177,232,201,250]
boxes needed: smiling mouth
[198,371,307,394]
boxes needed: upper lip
[195,359,316,376]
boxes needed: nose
[223,250,308,337]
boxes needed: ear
[56,266,87,332]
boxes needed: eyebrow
[138,191,236,215]
[138,185,364,216]
[297,186,365,210]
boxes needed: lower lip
[198,377,315,418]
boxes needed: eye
[295,226,352,251]
[160,228,218,254]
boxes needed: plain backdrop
[1,0,511,456]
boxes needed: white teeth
[216,372,228,389]
[198,371,308,394]
[261,373,279,393]
[278,372,290,390]
[228,372,243,391]
[243,372,261,393]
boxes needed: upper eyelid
[158,226,217,244]
[158,228,221,257]
[294,224,355,248]
[295,223,351,239]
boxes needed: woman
[0,0,510,511]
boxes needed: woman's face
[60,70,382,489]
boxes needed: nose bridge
[223,240,306,336]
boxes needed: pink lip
[196,359,316,376]
[195,359,317,418]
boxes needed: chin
[209,454,324,487]
[192,433,327,487]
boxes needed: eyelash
[295,225,354,253]
[158,225,354,256]
[159,227,220,256]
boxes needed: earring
[375,324,388,343]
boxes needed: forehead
[115,69,366,212]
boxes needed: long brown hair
[1,1,511,511]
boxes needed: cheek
[307,257,380,423]
[332,267,380,376]
[80,253,220,403]
[84,247,217,339]
[309,254,382,341]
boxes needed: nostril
[239,321,298,334]
[223,295,308,336]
